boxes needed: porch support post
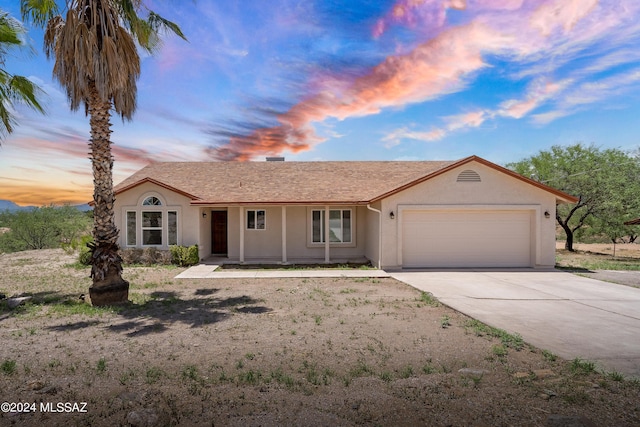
[239,206,245,263]
[324,205,330,263]
[281,206,287,264]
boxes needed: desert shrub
[121,248,144,265]
[142,247,160,266]
[76,235,94,266]
[0,206,91,253]
[159,250,173,265]
[1,207,90,253]
[120,248,171,265]
[170,245,199,266]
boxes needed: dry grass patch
[0,249,639,426]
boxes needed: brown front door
[211,211,228,255]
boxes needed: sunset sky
[2,0,640,206]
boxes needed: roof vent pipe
[266,157,285,161]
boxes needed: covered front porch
[197,204,378,266]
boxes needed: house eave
[114,177,201,201]
[190,200,371,207]
[369,155,579,204]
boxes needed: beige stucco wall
[378,161,559,269]
[364,202,382,268]
[114,182,200,252]
[114,160,561,267]
[115,183,370,263]
[217,205,368,262]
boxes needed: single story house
[112,155,577,269]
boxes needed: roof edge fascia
[190,201,370,206]
[369,155,579,204]
[114,177,201,201]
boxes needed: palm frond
[20,0,59,27]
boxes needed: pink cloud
[444,110,488,130]
[386,77,571,142]
[212,21,505,159]
[382,126,448,146]
[530,0,598,37]
[373,0,466,38]
[215,0,638,160]
[499,79,568,118]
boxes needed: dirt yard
[1,249,639,426]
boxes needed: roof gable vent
[456,169,481,182]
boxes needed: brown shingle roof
[113,156,578,205]
[115,160,455,205]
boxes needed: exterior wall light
[389,211,395,220]
[544,211,550,218]
[202,212,207,218]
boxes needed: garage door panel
[402,210,531,268]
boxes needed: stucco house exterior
[112,155,577,269]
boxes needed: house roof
[113,155,578,205]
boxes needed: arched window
[142,196,162,206]
[125,194,178,247]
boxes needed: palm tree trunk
[87,82,129,306]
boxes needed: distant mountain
[0,200,35,212]
[75,204,92,212]
[0,200,92,212]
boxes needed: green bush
[0,206,91,253]
[170,245,199,266]
[77,235,94,266]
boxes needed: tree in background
[508,144,640,251]
[0,8,44,141]
[0,205,91,252]
[21,1,185,305]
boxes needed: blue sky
[2,0,640,205]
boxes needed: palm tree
[21,0,185,305]
[0,8,44,141]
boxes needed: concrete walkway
[390,270,640,378]
[175,264,390,279]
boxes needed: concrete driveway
[390,270,640,378]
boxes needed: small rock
[546,414,597,427]
[458,368,489,376]
[534,369,556,379]
[539,392,550,400]
[542,389,557,398]
[26,380,46,391]
[36,385,58,395]
[7,296,32,309]
[513,372,530,379]
[127,408,159,427]
[118,392,140,407]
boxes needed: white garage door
[402,210,532,268]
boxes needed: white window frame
[167,210,178,246]
[121,192,181,248]
[310,208,353,245]
[246,209,266,230]
[141,210,163,246]
[126,211,137,246]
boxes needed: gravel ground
[0,249,639,426]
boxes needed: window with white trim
[312,209,352,243]
[126,211,136,246]
[142,211,163,245]
[168,211,178,245]
[125,195,179,247]
[247,209,266,230]
[143,196,162,205]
